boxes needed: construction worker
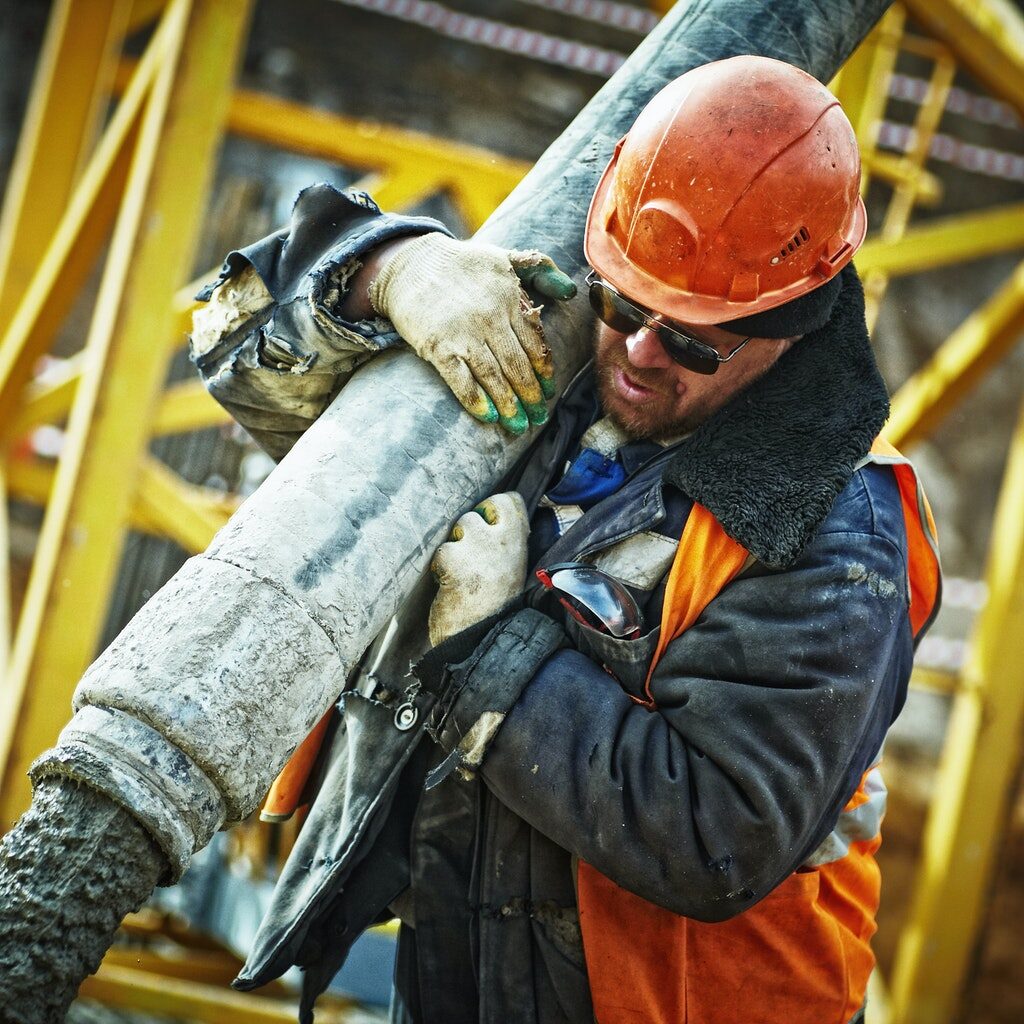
[192,56,940,1024]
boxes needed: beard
[594,346,712,441]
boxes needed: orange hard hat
[584,56,866,326]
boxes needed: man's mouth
[612,364,663,403]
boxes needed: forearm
[479,531,911,919]
[337,236,415,321]
[0,778,167,1022]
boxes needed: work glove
[368,233,576,435]
[428,491,530,647]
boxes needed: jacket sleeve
[189,183,452,460]
[478,521,915,922]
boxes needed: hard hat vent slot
[770,227,810,265]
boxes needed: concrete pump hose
[0,778,165,1022]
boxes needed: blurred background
[1,0,1023,1021]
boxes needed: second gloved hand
[368,233,576,435]
[428,492,530,647]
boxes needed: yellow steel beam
[0,461,10,674]
[102,946,251,988]
[856,202,1024,278]
[134,458,237,553]
[78,963,353,1024]
[115,58,530,198]
[902,0,1024,118]
[888,393,1024,1024]
[152,379,233,435]
[0,0,130,326]
[860,151,942,206]
[126,0,171,34]
[829,5,905,197]
[909,666,958,697]
[0,22,170,430]
[863,49,957,330]
[4,356,229,445]
[4,356,85,439]
[2,258,218,441]
[0,0,253,829]
[367,168,447,217]
[883,259,1024,450]
[220,82,528,198]
[5,456,158,538]
[451,180,520,234]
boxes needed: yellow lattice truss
[0,0,1022,1021]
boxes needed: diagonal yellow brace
[883,259,1024,450]
[134,457,237,553]
[862,48,956,331]
[114,58,530,197]
[0,0,131,327]
[4,356,85,439]
[126,0,171,35]
[0,0,254,829]
[888,392,1024,1024]
[4,455,236,546]
[860,152,943,207]
[0,18,172,428]
[856,202,1024,278]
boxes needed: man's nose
[625,325,673,370]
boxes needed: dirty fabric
[191,185,452,460]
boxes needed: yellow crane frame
[0,1,1022,1020]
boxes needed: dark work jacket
[192,187,934,1024]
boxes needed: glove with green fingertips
[369,233,576,435]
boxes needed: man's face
[594,311,795,442]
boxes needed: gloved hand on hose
[428,491,530,646]
[421,490,565,786]
[368,233,576,435]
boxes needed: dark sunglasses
[586,271,752,375]
[535,562,642,639]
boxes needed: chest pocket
[565,617,661,701]
[564,529,679,699]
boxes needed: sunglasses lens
[538,565,643,639]
[658,332,720,374]
[589,276,722,375]
[588,281,642,335]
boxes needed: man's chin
[600,385,701,442]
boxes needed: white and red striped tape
[336,0,626,75]
[878,121,1024,183]
[331,0,1024,182]
[515,0,658,35]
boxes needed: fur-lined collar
[663,266,889,568]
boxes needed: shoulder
[816,460,907,554]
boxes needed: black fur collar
[663,266,889,569]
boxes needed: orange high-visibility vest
[577,440,940,1024]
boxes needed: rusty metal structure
[0,0,1022,1020]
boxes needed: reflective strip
[862,441,942,637]
[804,767,887,868]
